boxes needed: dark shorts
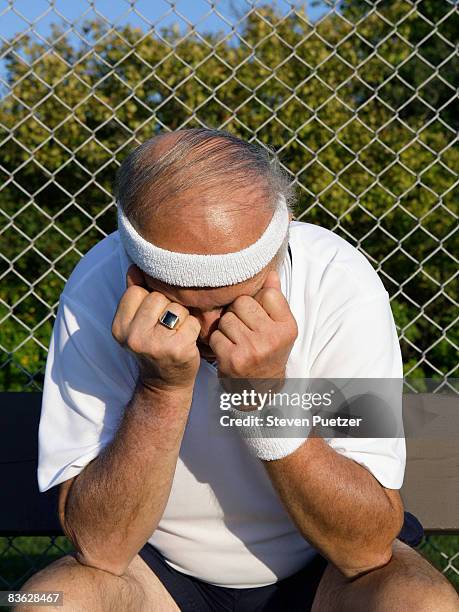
[138,511,423,612]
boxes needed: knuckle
[250,342,263,363]
[220,311,237,328]
[176,303,190,318]
[170,342,194,364]
[186,314,201,335]
[263,288,279,303]
[148,290,167,301]
[249,297,262,315]
[288,318,298,340]
[169,345,185,363]
[187,313,199,325]
[229,351,248,376]
[126,332,143,355]
[111,318,120,341]
[229,357,242,376]
[233,295,253,310]
[111,318,128,347]
[126,285,148,300]
[147,291,170,309]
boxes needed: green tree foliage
[0,3,457,389]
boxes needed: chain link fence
[0,0,457,591]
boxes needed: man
[19,128,457,611]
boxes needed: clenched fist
[209,270,298,380]
[111,264,201,393]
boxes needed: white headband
[117,194,290,287]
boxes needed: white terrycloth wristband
[117,193,290,287]
[229,406,307,461]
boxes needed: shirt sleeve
[37,295,137,492]
[308,290,406,490]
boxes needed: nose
[193,310,223,344]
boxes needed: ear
[263,269,281,292]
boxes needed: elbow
[59,503,128,576]
[338,546,394,580]
[60,518,131,577]
[337,491,405,580]
[73,549,129,577]
[57,478,140,578]
[388,489,405,537]
[382,486,405,550]
[61,516,128,576]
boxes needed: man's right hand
[111,264,201,393]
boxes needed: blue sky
[0,1,329,39]
[0,1,330,87]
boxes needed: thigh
[311,540,457,612]
[125,553,182,611]
[17,552,180,612]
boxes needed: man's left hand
[209,270,298,379]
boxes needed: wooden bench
[0,392,458,535]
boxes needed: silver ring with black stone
[159,310,180,330]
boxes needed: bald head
[114,128,294,255]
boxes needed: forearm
[62,381,192,575]
[263,438,404,578]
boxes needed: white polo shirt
[37,220,405,588]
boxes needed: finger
[112,284,151,342]
[226,295,270,332]
[217,311,250,344]
[253,268,292,322]
[263,269,281,292]
[155,302,191,335]
[126,263,146,289]
[209,328,234,356]
[176,314,201,345]
[126,291,172,339]
[254,287,292,322]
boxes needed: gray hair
[114,127,296,230]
